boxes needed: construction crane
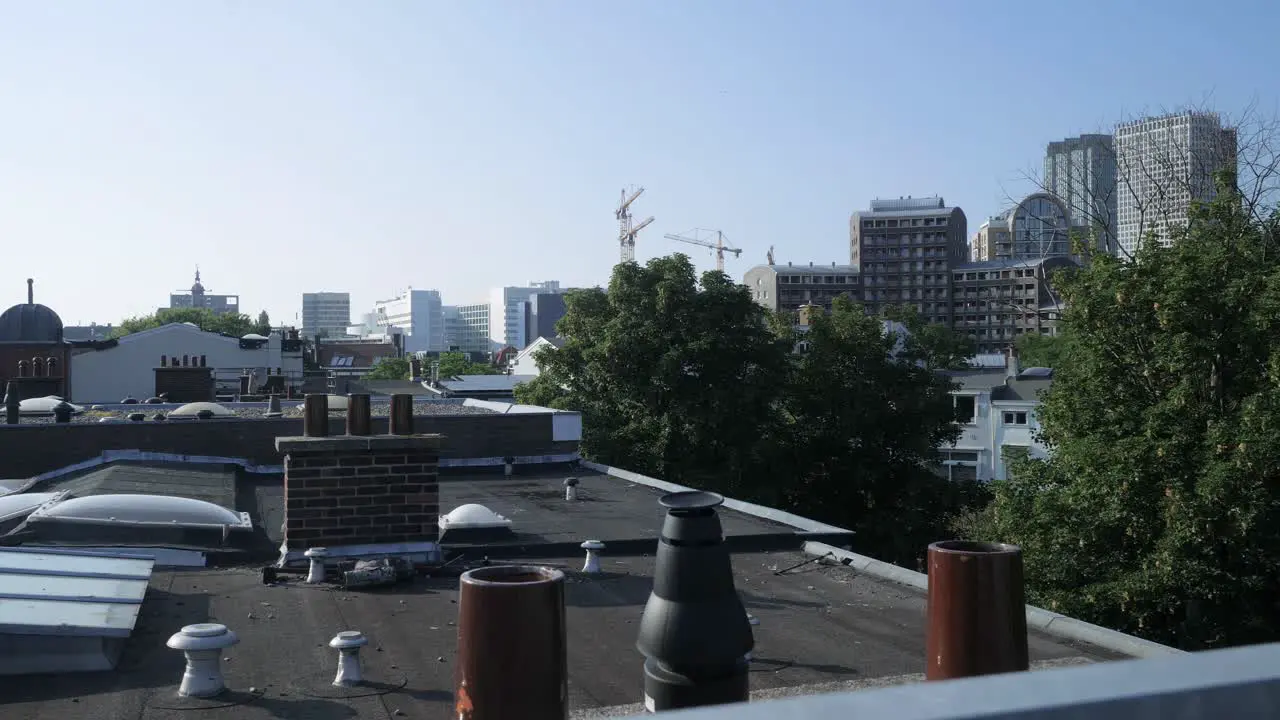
[664,229,742,272]
[616,186,654,263]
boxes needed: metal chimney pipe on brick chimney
[925,540,1029,681]
[303,394,329,437]
[389,394,413,435]
[636,491,753,711]
[346,394,371,436]
[4,382,19,425]
[456,566,568,720]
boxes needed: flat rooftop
[0,463,1128,719]
[0,549,1117,720]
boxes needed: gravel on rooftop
[11,401,497,424]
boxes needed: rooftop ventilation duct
[330,630,368,686]
[581,540,604,573]
[438,504,513,544]
[636,491,753,711]
[167,623,239,697]
[456,566,567,719]
[925,541,1029,680]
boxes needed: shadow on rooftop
[740,589,829,611]
[748,656,860,676]
[247,695,360,719]
[0,586,211,703]
[564,571,653,608]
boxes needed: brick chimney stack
[276,394,443,558]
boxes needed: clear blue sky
[1,1,1276,327]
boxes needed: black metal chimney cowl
[636,491,753,712]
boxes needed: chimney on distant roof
[26,278,33,304]
[1005,345,1020,380]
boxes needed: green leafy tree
[1014,332,1070,368]
[964,175,1280,649]
[112,308,257,338]
[775,298,988,565]
[255,310,271,335]
[363,357,411,381]
[435,352,498,377]
[516,255,792,497]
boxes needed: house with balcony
[940,354,1052,481]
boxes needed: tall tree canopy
[112,307,263,339]
[517,255,986,565]
[517,255,791,497]
[963,177,1280,649]
[774,299,986,563]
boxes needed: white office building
[301,292,351,340]
[372,288,444,354]
[443,304,491,354]
[1115,112,1237,257]
[489,281,563,350]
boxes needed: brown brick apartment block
[275,434,443,551]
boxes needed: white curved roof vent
[241,333,269,341]
[27,494,252,530]
[183,322,199,328]
[18,396,85,416]
[167,402,236,418]
[296,394,348,411]
[439,504,511,530]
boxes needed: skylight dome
[18,396,84,416]
[439,504,511,530]
[28,494,252,529]
[167,402,235,418]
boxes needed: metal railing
[616,641,1280,719]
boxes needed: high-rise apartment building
[1044,134,1117,251]
[489,281,564,349]
[971,212,1010,262]
[849,196,967,324]
[744,262,861,314]
[1115,112,1238,257]
[443,304,490,354]
[372,288,444,354]
[301,292,351,339]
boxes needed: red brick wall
[0,344,71,400]
[278,435,441,551]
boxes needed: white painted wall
[70,323,294,403]
[510,337,555,377]
[944,390,1048,481]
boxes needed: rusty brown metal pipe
[302,394,329,437]
[925,540,1029,681]
[456,566,567,720]
[389,394,413,435]
[346,394,371,436]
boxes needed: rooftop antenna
[617,186,654,264]
[663,229,743,272]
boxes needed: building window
[954,395,976,424]
[1002,411,1028,425]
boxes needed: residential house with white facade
[70,323,303,403]
[940,354,1052,482]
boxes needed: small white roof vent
[439,504,511,530]
[167,402,236,418]
[27,494,252,530]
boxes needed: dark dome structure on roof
[0,279,64,343]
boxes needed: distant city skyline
[1,1,1275,324]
